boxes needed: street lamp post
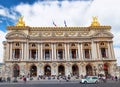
[94,66,97,76]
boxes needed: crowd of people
[0,74,120,83]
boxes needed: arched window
[13,64,20,77]
[32,43,36,47]
[30,65,37,77]
[100,42,104,45]
[84,43,88,46]
[86,64,93,76]
[71,43,75,46]
[72,64,79,76]
[58,43,62,47]
[58,65,65,76]
[44,65,51,76]
[16,43,20,46]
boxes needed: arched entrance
[30,65,37,77]
[44,65,51,76]
[58,65,65,76]
[13,64,20,77]
[72,64,79,76]
[104,63,109,78]
[86,64,93,76]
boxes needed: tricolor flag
[64,20,67,27]
[53,21,57,27]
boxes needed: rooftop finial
[16,16,25,26]
[91,16,100,26]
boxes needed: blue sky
[0,0,120,65]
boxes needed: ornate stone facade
[3,17,117,78]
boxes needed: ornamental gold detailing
[69,32,76,35]
[55,32,64,36]
[91,16,100,26]
[43,32,51,36]
[16,16,25,26]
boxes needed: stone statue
[16,16,25,26]
[91,16,100,26]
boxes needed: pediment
[92,32,113,38]
[6,31,28,39]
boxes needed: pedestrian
[23,76,27,83]
[102,75,106,83]
[7,77,11,82]
[115,76,118,81]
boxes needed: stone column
[20,49,22,60]
[81,63,86,76]
[107,42,111,59]
[10,42,12,60]
[21,43,24,60]
[38,44,40,61]
[51,43,54,61]
[36,50,38,60]
[52,63,57,75]
[91,41,97,60]
[38,63,44,75]
[65,63,71,76]
[80,43,83,60]
[54,44,56,60]
[6,42,10,60]
[96,42,101,60]
[24,43,26,61]
[78,43,81,60]
[26,41,29,61]
[79,63,82,77]
[67,43,70,60]
[65,43,67,61]
[40,43,43,61]
[29,49,32,60]
[110,42,115,59]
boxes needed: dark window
[31,50,36,59]
[101,48,106,57]
[45,50,50,59]
[58,49,63,59]
[71,49,76,59]
[15,49,20,58]
[85,49,90,58]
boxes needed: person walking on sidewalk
[115,76,118,81]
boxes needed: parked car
[80,76,99,84]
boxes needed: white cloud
[14,1,92,26]
[114,47,120,66]
[1,0,120,65]
[0,30,6,63]
[0,5,16,20]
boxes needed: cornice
[7,26,30,30]
[30,27,89,31]
[7,26,111,31]
[89,26,111,30]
